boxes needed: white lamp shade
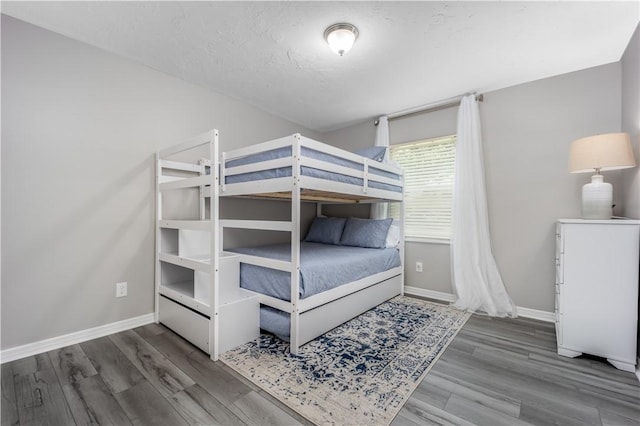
[569,133,636,173]
[324,24,358,56]
[568,132,636,220]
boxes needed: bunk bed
[156,130,261,362]
[156,130,404,360]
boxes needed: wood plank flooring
[2,312,639,425]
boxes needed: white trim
[404,286,456,302]
[405,237,451,245]
[403,286,555,322]
[0,313,154,364]
[516,306,556,323]
[636,357,640,382]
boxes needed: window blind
[389,135,456,240]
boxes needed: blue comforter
[229,242,401,301]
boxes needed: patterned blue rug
[221,296,470,425]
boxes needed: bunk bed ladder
[155,129,222,361]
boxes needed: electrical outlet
[415,262,423,273]
[116,282,128,298]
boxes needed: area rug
[220,296,471,425]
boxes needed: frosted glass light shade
[324,23,358,56]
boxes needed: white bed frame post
[154,151,162,323]
[208,130,221,361]
[399,174,406,296]
[198,159,206,220]
[290,134,302,354]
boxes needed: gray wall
[1,16,318,350]
[482,64,621,312]
[621,25,639,220]
[323,63,622,312]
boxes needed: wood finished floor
[2,313,639,425]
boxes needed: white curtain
[451,95,517,317]
[371,116,389,220]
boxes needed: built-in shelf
[159,281,211,316]
[159,252,210,272]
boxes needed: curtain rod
[375,93,483,125]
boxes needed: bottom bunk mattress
[229,241,402,340]
[230,241,401,300]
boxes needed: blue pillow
[354,146,387,162]
[340,217,393,249]
[304,217,347,245]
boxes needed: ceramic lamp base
[582,174,612,219]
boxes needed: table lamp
[569,133,636,219]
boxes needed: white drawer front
[159,296,210,353]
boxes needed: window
[388,135,456,241]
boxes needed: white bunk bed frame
[156,130,404,360]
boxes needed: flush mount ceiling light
[324,23,359,56]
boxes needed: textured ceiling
[2,1,639,132]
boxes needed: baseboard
[515,306,556,322]
[0,313,155,364]
[403,286,554,323]
[404,286,456,303]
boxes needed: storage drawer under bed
[159,295,209,353]
[159,290,260,355]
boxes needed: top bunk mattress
[224,146,402,193]
[229,242,401,301]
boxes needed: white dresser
[555,219,640,372]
